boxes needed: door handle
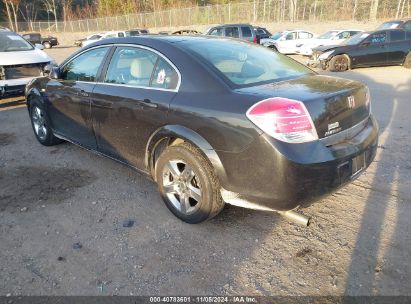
[141,98,158,108]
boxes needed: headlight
[318,50,335,60]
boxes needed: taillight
[253,36,257,43]
[246,97,318,144]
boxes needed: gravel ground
[0,47,410,296]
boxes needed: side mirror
[50,66,60,79]
[35,43,44,50]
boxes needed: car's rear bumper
[218,115,379,211]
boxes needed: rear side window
[298,32,313,39]
[105,47,157,87]
[151,58,179,90]
[118,32,125,37]
[241,27,252,38]
[225,27,239,38]
[61,47,109,82]
[390,30,405,42]
[209,28,223,36]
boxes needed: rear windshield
[0,32,33,52]
[377,21,402,29]
[318,31,339,39]
[179,39,313,87]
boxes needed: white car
[296,29,363,56]
[0,30,54,97]
[260,30,316,54]
[81,30,143,47]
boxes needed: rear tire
[328,55,350,72]
[29,100,63,146]
[404,52,411,69]
[43,42,52,49]
[155,142,224,224]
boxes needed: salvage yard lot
[0,46,410,296]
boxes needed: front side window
[225,27,239,38]
[404,22,411,31]
[285,32,297,40]
[367,32,387,45]
[179,39,313,87]
[241,27,252,38]
[105,47,157,87]
[209,28,223,36]
[61,47,109,82]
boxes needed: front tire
[269,45,278,52]
[29,100,63,146]
[43,42,52,49]
[155,142,224,224]
[328,55,350,72]
[404,52,411,69]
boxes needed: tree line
[1,0,410,32]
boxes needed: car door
[388,30,407,64]
[91,46,179,170]
[353,31,389,66]
[278,31,298,53]
[46,46,110,149]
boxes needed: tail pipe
[278,210,310,227]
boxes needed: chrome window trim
[60,43,182,92]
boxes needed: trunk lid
[236,75,370,140]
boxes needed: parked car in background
[206,24,263,43]
[173,29,201,35]
[127,29,149,36]
[254,26,271,40]
[0,26,10,31]
[261,30,316,54]
[297,29,363,56]
[25,36,378,224]
[377,18,411,30]
[308,29,411,71]
[0,31,54,97]
[74,33,104,47]
[22,33,59,49]
[81,30,148,47]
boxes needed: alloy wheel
[334,57,348,71]
[31,106,48,141]
[162,159,202,215]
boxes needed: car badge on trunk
[347,96,356,109]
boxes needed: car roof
[383,18,411,23]
[214,23,253,27]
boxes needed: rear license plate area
[351,152,366,177]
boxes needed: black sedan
[25,36,378,224]
[308,29,411,71]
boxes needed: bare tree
[2,0,14,31]
[8,0,21,32]
[42,0,58,31]
[369,0,379,21]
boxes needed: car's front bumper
[218,115,379,211]
[0,77,36,97]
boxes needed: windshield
[377,21,402,29]
[344,32,370,45]
[179,38,313,87]
[318,31,339,39]
[270,32,283,40]
[0,32,34,52]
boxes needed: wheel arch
[25,87,44,111]
[145,125,228,185]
